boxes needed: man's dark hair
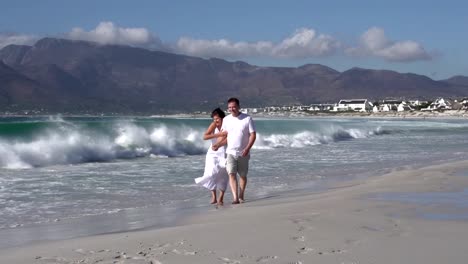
[211,107,226,118]
[227,97,240,106]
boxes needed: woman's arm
[203,122,217,140]
[203,122,227,140]
[212,135,227,151]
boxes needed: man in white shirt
[221,98,256,204]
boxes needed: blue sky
[1,0,467,80]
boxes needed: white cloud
[273,28,339,58]
[0,33,38,49]
[175,27,340,59]
[2,23,432,64]
[346,27,431,62]
[67,21,164,49]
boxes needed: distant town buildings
[2,97,467,116]
[423,98,452,111]
[239,97,468,115]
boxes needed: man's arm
[241,131,256,157]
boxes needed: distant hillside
[1,37,467,114]
[0,61,48,107]
[442,75,468,87]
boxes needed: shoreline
[249,109,468,119]
[3,160,468,263]
[2,109,468,119]
[155,110,468,120]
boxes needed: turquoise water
[1,116,468,247]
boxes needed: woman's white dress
[194,128,228,191]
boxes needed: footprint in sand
[290,217,314,225]
[219,257,241,264]
[73,248,88,255]
[345,239,361,246]
[153,242,172,249]
[296,225,310,232]
[297,247,314,254]
[360,225,383,232]
[172,248,198,255]
[256,255,278,262]
[35,256,70,263]
[291,235,306,242]
[388,218,409,237]
[290,216,317,232]
[316,248,347,255]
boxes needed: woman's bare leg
[210,190,217,204]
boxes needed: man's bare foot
[231,200,240,204]
[217,201,224,206]
[210,199,217,204]
[239,198,245,203]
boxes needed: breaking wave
[0,121,207,169]
[0,118,392,169]
[255,126,390,149]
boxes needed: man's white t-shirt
[221,113,256,157]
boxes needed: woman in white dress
[194,108,228,205]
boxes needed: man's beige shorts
[226,154,250,176]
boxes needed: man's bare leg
[218,190,225,205]
[239,175,247,202]
[210,190,217,204]
[229,173,239,204]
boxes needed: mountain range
[1,37,467,114]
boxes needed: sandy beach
[2,159,468,264]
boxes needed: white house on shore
[307,104,334,111]
[375,100,400,112]
[422,98,452,111]
[409,100,429,107]
[332,99,373,112]
[461,98,468,110]
[376,103,397,112]
[372,100,415,112]
[397,101,414,112]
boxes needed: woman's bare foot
[217,201,224,206]
[210,199,217,204]
[231,200,240,204]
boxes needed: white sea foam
[0,120,389,169]
[255,126,386,149]
[115,123,151,148]
[0,123,208,169]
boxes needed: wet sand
[2,160,468,263]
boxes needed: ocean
[1,115,468,248]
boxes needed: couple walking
[194,98,256,205]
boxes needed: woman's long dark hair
[211,107,226,118]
